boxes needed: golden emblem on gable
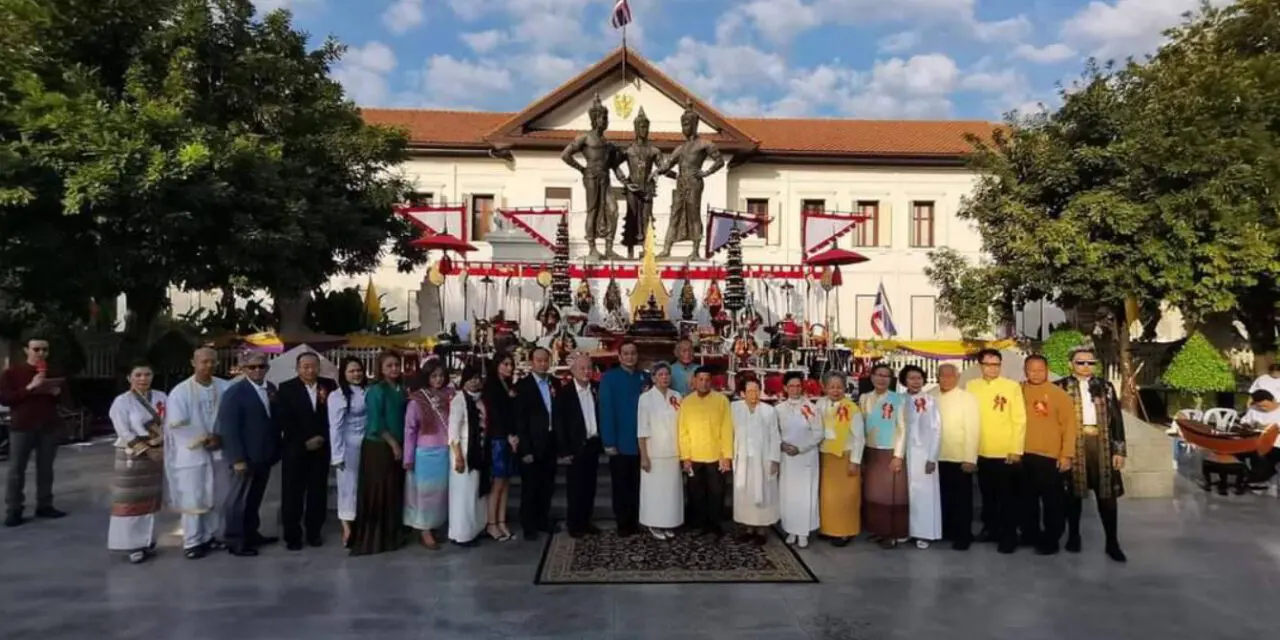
[612,93,635,119]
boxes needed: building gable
[484,47,757,152]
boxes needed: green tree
[1160,332,1238,409]
[1042,328,1089,377]
[1122,0,1280,373]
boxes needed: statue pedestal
[417,277,443,336]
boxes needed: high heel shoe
[497,521,513,541]
[486,523,509,542]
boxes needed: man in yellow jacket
[965,348,1027,554]
[677,367,733,538]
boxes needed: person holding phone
[1,336,67,528]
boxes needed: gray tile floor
[1,442,1276,640]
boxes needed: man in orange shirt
[1020,355,1076,555]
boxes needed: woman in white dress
[328,357,368,548]
[732,378,782,545]
[107,362,167,564]
[898,365,942,549]
[638,362,683,539]
[775,371,824,548]
[447,365,490,545]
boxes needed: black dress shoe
[951,541,971,551]
[1035,544,1059,556]
[996,543,1017,554]
[975,529,995,543]
[307,537,323,548]
[34,507,67,519]
[831,536,850,548]
[584,523,602,535]
[286,541,304,551]
[251,535,279,546]
[228,547,259,557]
[1065,536,1082,553]
[207,539,228,551]
[752,534,768,547]
[1105,544,1127,563]
[185,546,209,560]
[4,512,24,528]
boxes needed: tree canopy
[0,0,425,353]
[928,0,1280,402]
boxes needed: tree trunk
[1116,308,1139,415]
[273,289,311,336]
[1237,286,1278,375]
[119,288,167,369]
[217,285,237,331]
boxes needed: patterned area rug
[535,526,818,585]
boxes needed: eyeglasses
[980,361,1001,367]
[242,364,266,370]
[1073,360,1097,366]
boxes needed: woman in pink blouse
[403,360,452,549]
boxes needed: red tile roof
[362,107,993,159]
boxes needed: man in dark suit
[217,351,281,557]
[555,352,602,538]
[275,352,337,550]
[515,347,558,542]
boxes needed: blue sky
[258,0,1225,120]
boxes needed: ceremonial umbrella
[412,232,478,331]
[804,248,868,340]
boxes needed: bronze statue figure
[613,107,664,260]
[560,93,621,260]
[656,99,725,260]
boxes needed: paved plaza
[0,442,1275,640]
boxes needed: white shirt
[575,381,598,439]
[249,380,271,416]
[1077,377,1097,426]
[1248,375,1280,400]
[304,382,318,410]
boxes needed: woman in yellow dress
[817,372,865,546]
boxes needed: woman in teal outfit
[350,352,408,556]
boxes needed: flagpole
[622,24,628,84]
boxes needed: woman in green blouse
[349,352,409,555]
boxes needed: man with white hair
[930,363,980,550]
[554,352,603,537]
[165,347,233,559]
[216,350,281,557]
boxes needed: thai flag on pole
[870,282,898,338]
[610,0,632,28]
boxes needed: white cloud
[1013,43,1077,64]
[334,41,397,106]
[421,55,513,106]
[960,69,1020,93]
[723,0,1031,46]
[878,31,922,54]
[382,0,425,35]
[461,30,507,54]
[510,53,580,94]
[658,37,790,98]
[446,0,600,53]
[254,0,322,13]
[1061,0,1231,61]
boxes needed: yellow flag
[363,277,382,325]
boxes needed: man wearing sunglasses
[0,337,68,527]
[216,351,282,556]
[1054,345,1127,563]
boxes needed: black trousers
[686,462,725,533]
[519,440,558,535]
[5,427,59,516]
[566,437,601,533]
[977,456,1020,548]
[1066,493,1120,547]
[281,447,329,544]
[224,464,272,551]
[610,454,641,533]
[1021,454,1065,549]
[938,461,973,546]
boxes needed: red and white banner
[438,261,824,281]
[496,207,566,251]
[705,206,767,258]
[802,209,869,256]
[610,0,632,28]
[395,203,467,238]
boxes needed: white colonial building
[174,48,1069,340]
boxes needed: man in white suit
[165,347,232,559]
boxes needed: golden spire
[628,223,669,318]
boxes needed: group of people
[2,334,1133,566]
